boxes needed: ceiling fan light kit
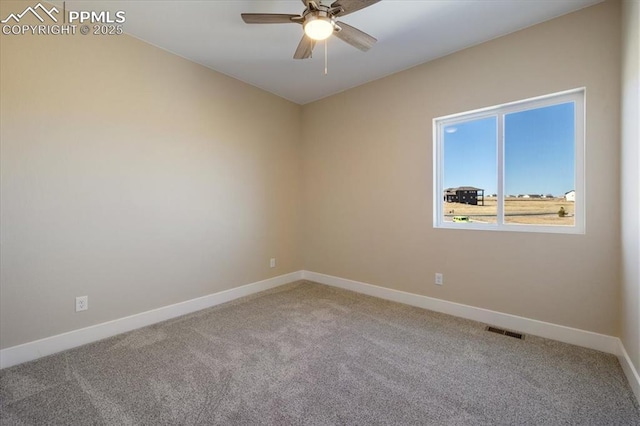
[304,14,334,41]
[241,0,380,60]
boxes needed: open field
[443,197,574,225]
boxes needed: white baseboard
[3,268,637,405]
[302,270,620,355]
[0,271,303,369]
[617,339,640,402]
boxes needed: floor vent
[485,326,525,340]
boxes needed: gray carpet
[1,280,639,425]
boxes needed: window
[433,89,585,233]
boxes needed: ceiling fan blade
[301,0,320,10]
[334,21,377,51]
[241,13,300,24]
[294,35,316,59]
[333,0,381,16]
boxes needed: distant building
[565,190,576,202]
[444,186,484,205]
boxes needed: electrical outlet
[435,273,444,286]
[75,296,88,312]
[270,258,276,268]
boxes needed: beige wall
[0,2,302,349]
[621,0,640,372]
[301,0,622,335]
[0,0,630,351]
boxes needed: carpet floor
[1,280,639,425]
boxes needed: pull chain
[324,39,328,75]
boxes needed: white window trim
[433,88,585,234]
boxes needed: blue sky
[443,102,575,196]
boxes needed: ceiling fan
[241,0,380,59]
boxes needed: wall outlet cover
[75,296,88,312]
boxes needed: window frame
[433,88,585,234]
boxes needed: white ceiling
[64,0,603,104]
